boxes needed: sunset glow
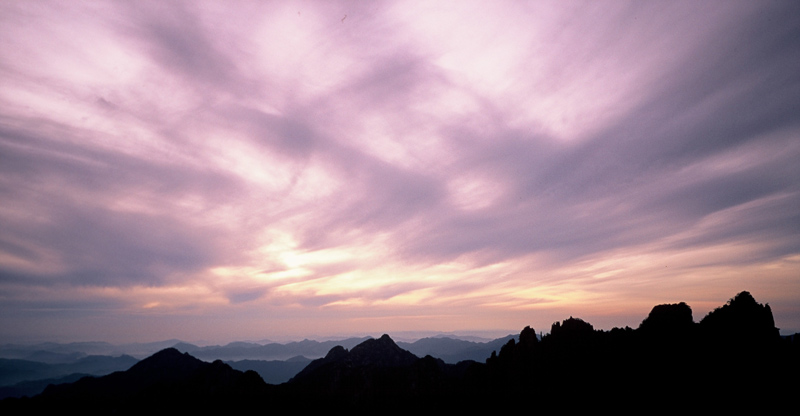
[1,1,798,344]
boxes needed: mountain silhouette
[291,333,418,383]
[286,334,477,411]
[397,334,516,363]
[700,291,780,343]
[0,354,138,398]
[225,356,311,384]
[638,302,694,334]
[7,348,270,413]
[478,292,793,411]
[171,337,371,361]
[2,291,797,413]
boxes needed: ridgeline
[3,291,797,413]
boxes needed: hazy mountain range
[0,333,515,399]
[2,292,797,412]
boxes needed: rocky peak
[290,334,419,384]
[700,291,779,341]
[324,345,348,360]
[127,347,205,378]
[639,302,695,333]
[349,334,418,367]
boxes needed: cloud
[0,114,249,287]
[1,0,799,341]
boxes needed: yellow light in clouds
[323,298,367,308]
[128,284,225,311]
[374,288,434,306]
[282,247,355,269]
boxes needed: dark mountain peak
[290,335,419,384]
[550,316,594,337]
[639,302,694,333]
[700,291,779,341]
[139,347,184,361]
[127,347,205,377]
[289,346,348,381]
[519,326,538,347]
[731,290,757,306]
[34,348,268,411]
[349,335,418,367]
[324,345,348,360]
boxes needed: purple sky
[1,1,799,344]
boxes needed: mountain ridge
[2,291,798,413]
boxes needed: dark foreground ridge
[3,291,798,413]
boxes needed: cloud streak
[1,0,799,343]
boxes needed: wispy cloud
[1,0,798,342]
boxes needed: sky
[1,0,799,344]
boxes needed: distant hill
[171,337,372,361]
[2,291,798,413]
[0,354,138,396]
[0,372,89,400]
[0,340,183,361]
[10,348,270,413]
[1,334,513,368]
[225,356,311,384]
[398,334,516,363]
[285,333,477,411]
[171,334,514,364]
